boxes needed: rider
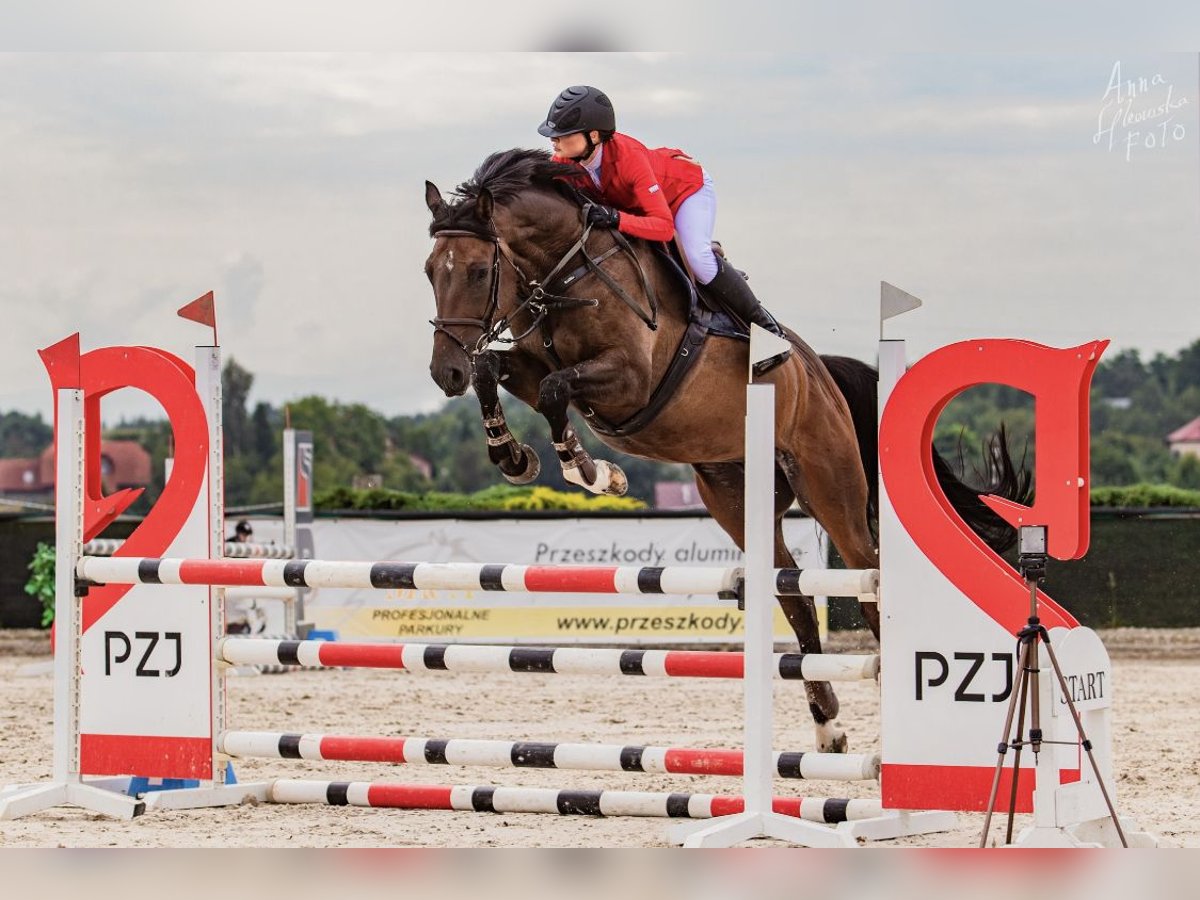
[537,85,791,373]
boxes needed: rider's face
[551,131,596,161]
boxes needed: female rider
[537,85,790,373]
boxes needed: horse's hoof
[563,459,628,496]
[599,461,628,497]
[816,722,849,754]
[501,445,541,485]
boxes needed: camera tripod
[978,557,1130,848]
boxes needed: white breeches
[673,171,719,285]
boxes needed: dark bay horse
[424,148,1028,753]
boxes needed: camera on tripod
[1017,524,1048,583]
[981,520,1134,847]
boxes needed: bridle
[429,225,591,358]
[429,210,658,363]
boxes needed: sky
[1,46,1198,425]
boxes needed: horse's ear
[476,188,494,223]
[425,180,446,216]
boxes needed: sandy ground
[0,628,1196,848]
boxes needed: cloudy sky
[1,50,1197,424]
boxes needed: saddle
[669,240,752,340]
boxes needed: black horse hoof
[502,445,541,485]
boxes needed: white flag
[748,324,793,382]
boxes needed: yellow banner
[309,604,826,643]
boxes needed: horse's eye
[468,267,489,284]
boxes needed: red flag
[177,291,218,343]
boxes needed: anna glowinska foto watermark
[1094,60,1189,161]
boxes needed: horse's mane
[429,148,585,237]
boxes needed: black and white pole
[667,326,859,848]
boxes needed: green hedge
[1089,483,1200,508]
[315,483,646,512]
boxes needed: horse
[424,148,1029,753]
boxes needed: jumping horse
[424,148,1029,753]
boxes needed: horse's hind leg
[472,350,544,485]
[691,462,847,754]
[779,440,881,640]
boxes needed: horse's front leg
[472,350,545,485]
[536,359,629,497]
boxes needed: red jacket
[554,132,705,243]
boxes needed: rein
[429,212,658,363]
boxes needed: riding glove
[586,204,621,230]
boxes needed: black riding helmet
[537,85,616,137]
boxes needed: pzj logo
[915,651,1014,702]
[105,631,182,677]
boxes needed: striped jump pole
[82,540,296,559]
[268,779,884,824]
[217,639,880,682]
[75,556,879,599]
[220,543,297,559]
[220,732,881,782]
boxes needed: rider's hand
[586,204,621,230]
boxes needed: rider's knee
[683,242,719,284]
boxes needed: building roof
[0,457,44,492]
[1167,416,1200,444]
[3,440,155,495]
[408,453,434,481]
[99,440,153,486]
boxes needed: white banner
[237,515,828,645]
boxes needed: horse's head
[424,149,587,397]
[424,181,502,396]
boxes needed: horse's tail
[819,355,880,528]
[819,354,1033,554]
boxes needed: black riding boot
[700,256,792,375]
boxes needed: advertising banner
[242,515,828,645]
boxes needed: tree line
[2,339,1198,511]
[934,340,1200,491]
